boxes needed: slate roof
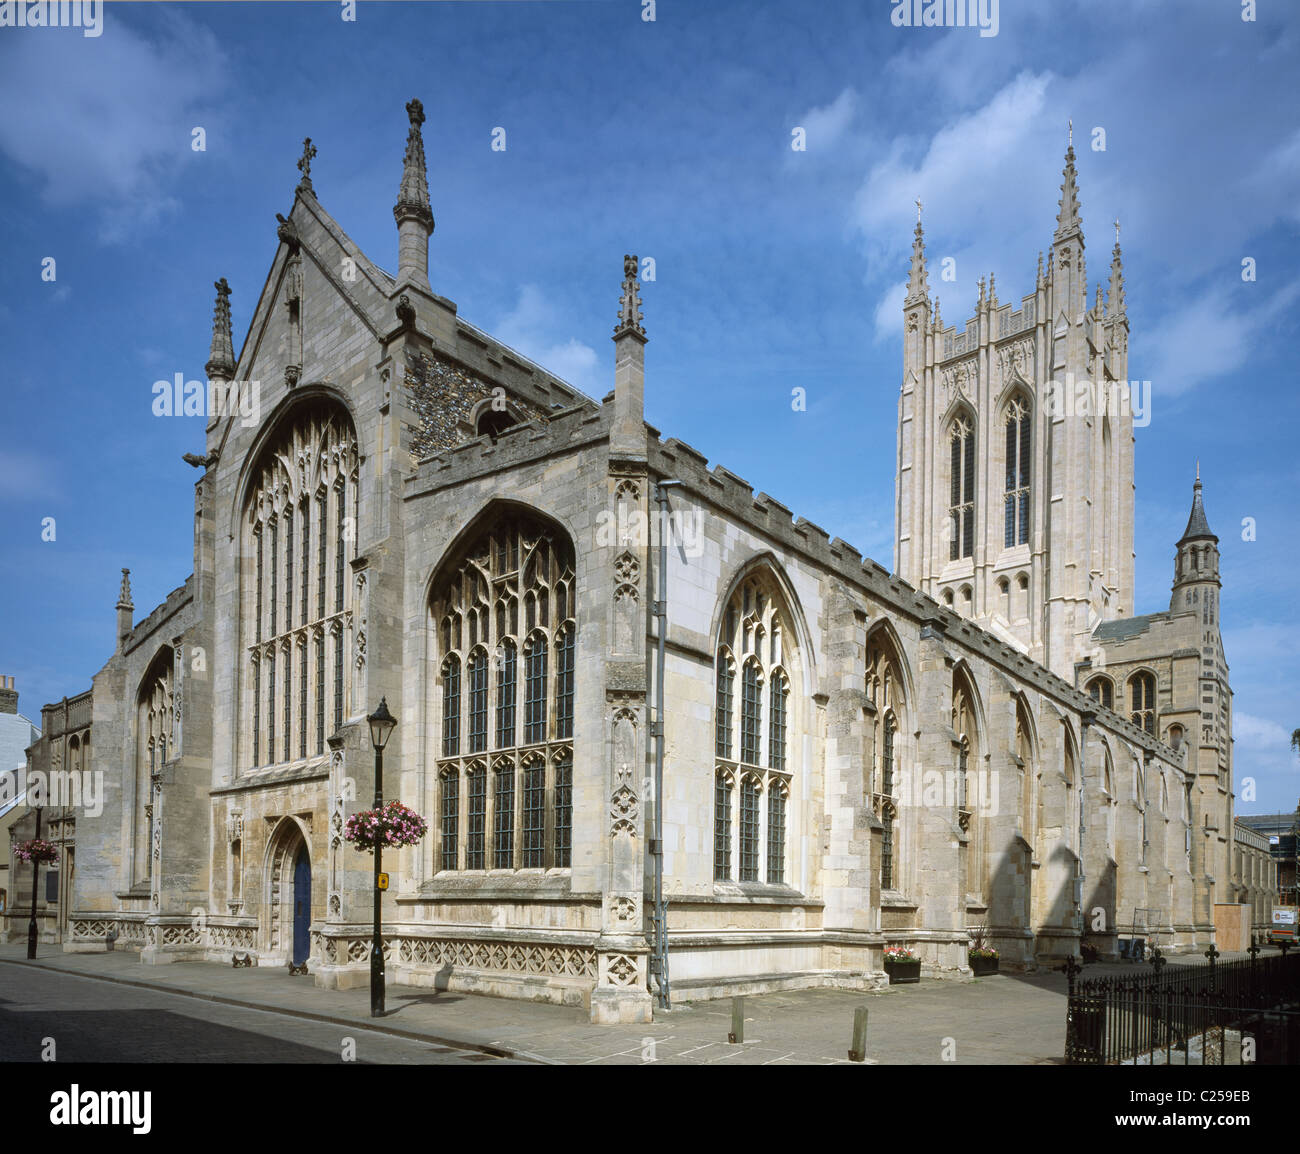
[1092,612,1169,642]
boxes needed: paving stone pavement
[0,944,1262,1065]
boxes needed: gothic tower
[894,137,1135,681]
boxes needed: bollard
[848,1005,869,1062]
[728,996,744,1044]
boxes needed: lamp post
[26,805,43,960]
[367,697,397,1017]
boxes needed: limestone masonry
[5,102,1243,1023]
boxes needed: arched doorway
[292,844,311,967]
[264,818,313,965]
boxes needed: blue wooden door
[292,845,311,966]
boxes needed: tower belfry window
[949,417,975,560]
[1004,398,1030,548]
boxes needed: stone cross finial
[1068,118,1073,147]
[614,254,645,340]
[296,137,317,191]
[915,197,923,224]
[1113,217,1120,245]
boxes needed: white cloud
[873,280,907,344]
[493,285,601,395]
[1234,712,1293,752]
[1143,277,1300,395]
[0,10,227,241]
[795,88,857,155]
[855,71,1052,256]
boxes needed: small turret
[1170,464,1220,617]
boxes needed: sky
[0,0,1297,811]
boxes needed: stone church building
[39,102,1233,1023]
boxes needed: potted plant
[14,838,59,865]
[883,945,921,984]
[967,924,999,976]
[343,800,428,854]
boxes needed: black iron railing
[1066,949,1300,1065]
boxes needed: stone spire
[610,254,647,463]
[1179,465,1215,545]
[904,206,930,307]
[393,98,435,289]
[116,568,134,649]
[205,277,235,381]
[1035,251,1044,291]
[1107,223,1126,317]
[1054,135,1083,243]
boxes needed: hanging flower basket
[343,801,428,854]
[14,838,59,865]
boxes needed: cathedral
[11,101,1235,1024]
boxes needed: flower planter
[884,958,921,984]
[969,955,999,976]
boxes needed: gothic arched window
[867,632,907,894]
[1004,397,1031,548]
[243,400,357,771]
[949,415,976,560]
[431,512,577,872]
[714,573,800,887]
[1129,672,1156,734]
[135,653,173,885]
[1086,676,1114,711]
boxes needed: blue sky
[0,0,1297,810]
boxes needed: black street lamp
[26,805,43,960]
[367,697,397,1017]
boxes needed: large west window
[243,401,357,771]
[432,512,576,872]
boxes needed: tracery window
[1129,672,1156,735]
[243,401,357,771]
[431,513,576,872]
[1003,397,1031,548]
[949,415,976,560]
[1086,676,1114,711]
[714,574,797,886]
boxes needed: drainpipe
[651,479,682,1008]
[1078,708,1096,945]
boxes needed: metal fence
[1066,949,1300,1065]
